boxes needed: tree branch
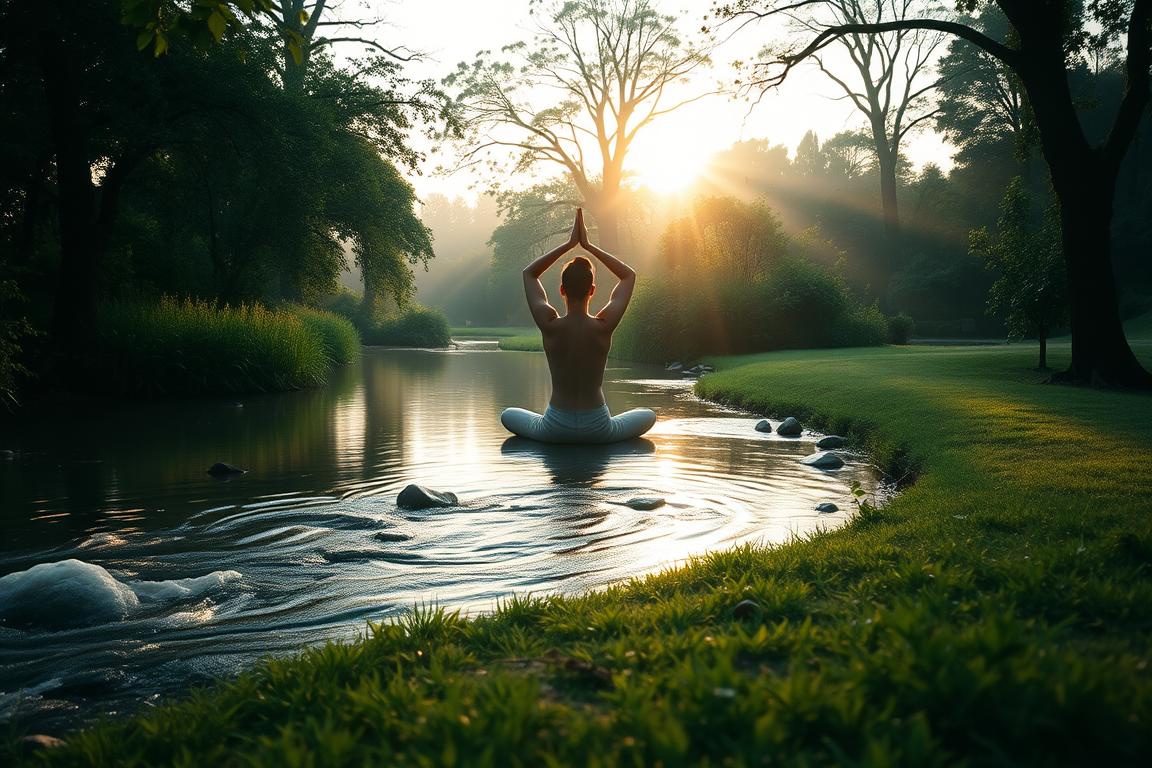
[749,17,1020,91]
[310,37,417,61]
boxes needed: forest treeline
[418,11,1150,352]
[2,0,1151,406]
[0,0,451,405]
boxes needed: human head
[560,256,595,302]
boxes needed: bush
[0,280,36,412]
[95,298,333,395]
[321,290,369,328]
[613,257,885,363]
[293,306,360,364]
[886,313,916,345]
[361,306,451,347]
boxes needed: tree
[719,0,1152,387]
[0,0,437,362]
[446,0,713,251]
[970,177,1067,369]
[763,1,948,303]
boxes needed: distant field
[1124,311,1152,340]
[449,326,535,338]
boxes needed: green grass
[18,341,1152,766]
[361,307,451,347]
[292,306,360,365]
[1124,311,1152,340]
[497,333,544,351]
[93,298,341,396]
[450,326,535,339]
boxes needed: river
[0,347,884,732]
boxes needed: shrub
[321,290,370,328]
[96,298,331,395]
[613,258,885,363]
[293,306,360,364]
[0,280,37,412]
[886,313,916,345]
[361,306,451,347]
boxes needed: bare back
[520,209,637,412]
[540,314,613,410]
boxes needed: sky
[346,0,956,203]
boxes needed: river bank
[10,342,1152,765]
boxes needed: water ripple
[0,350,889,732]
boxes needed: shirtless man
[500,209,657,443]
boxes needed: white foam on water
[0,559,240,631]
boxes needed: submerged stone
[733,599,760,619]
[755,419,772,433]
[666,362,683,372]
[19,735,65,753]
[207,461,246,476]
[776,417,802,437]
[816,435,846,449]
[397,484,459,510]
[801,451,845,469]
[815,502,839,513]
[624,496,666,511]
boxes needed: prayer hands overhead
[568,207,587,249]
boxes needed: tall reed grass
[96,298,353,395]
[292,306,360,365]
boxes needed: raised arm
[522,210,583,329]
[580,227,636,331]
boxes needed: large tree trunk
[1023,46,1151,388]
[583,183,621,254]
[1053,177,1150,386]
[875,145,901,308]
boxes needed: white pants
[500,404,656,444]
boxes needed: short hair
[561,256,594,299]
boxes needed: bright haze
[380,0,953,201]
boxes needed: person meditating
[500,209,657,444]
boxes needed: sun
[626,127,713,194]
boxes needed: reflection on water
[0,349,885,732]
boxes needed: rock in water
[815,502,839,513]
[18,735,66,753]
[0,560,139,628]
[776,416,803,437]
[207,461,246,476]
[397,484,459,510]
[755,419,773,433]
[624,496,666,511]
[816,435,846,449]
[666,362,683,372]
[801,451,845,469]
[0,560,240,630]
[733,599,760,619]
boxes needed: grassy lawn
[13,340,1152,766]
[449,326,536,339]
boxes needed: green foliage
[887,312,915,344]
[361,307,451,348]
[0,280,37,412]
[93,298,334,395]
[121,0,280,58]
[292,306,360,365]
[970,177,1067,358]
[612,197,885,362]
[22,343,1152,766]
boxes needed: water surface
[0,348,883,730]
